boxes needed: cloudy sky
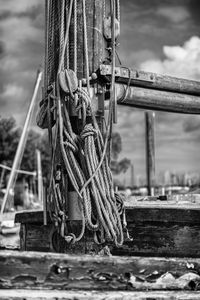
[1,0,200,181]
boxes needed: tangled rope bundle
[37,0,128,247]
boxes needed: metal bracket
[99,64,155,84]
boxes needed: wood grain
[15,207,200,257]
[1,289,200,300]
[1,250,200,291]
[116,84,200,114]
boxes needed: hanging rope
[38,0,127,247]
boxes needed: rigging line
[73,0,77,74]
[116,0,120,24]
[79,0,116,193]
[82,0,90,95]
[44,0,49,93]
[58,0,74,74]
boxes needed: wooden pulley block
[103,16,120,41]
[58,69,78,94]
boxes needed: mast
[39,0,124,248]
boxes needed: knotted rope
[37,0,127,247]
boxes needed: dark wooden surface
[15,204,200,257]
[1,250,200,291]
[100,64,200,96]
[1,290,200,299]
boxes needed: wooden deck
[15,194,200,257]
[0,195,200,299]
[1,290,200,299]
[1,250,200,299]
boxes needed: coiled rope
[39,0,127,247]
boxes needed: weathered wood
[100,65,200,96]
[15,210,51,224]
[116,84,200,114]
[145,112,155,195]
[125,205,200,224]
[1,290,200,300]
[1,250,200,290]
[112,205,200,257]
[113,224,200,257]
[73,0,106,79]
[15,206,200,257]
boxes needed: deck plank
[1,250,200,291]
[0,289,200,300]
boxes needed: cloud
[183,116,200,132]
[140,36,200,80]
[0,0,44,123]
[139,36,200,136]
[156,6,190,23]
[124,36,200,176]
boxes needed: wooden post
[130,163,134,187]
[145,112,155,196]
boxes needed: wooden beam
[116,84,200,114]
[15,205,200,257]
[1,250,200,291]
[1,290,200,300]
[145,112,155,195]
[100,65,200,96]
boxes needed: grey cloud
[183,117,200,132]
[0,5,44,30]
[0,11,11,21]
[188,0,200,24]
[0,40,5,58]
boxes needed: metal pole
[0,168,5,190]
[145,111,156,196]
[130,163,134,188]
[1,69,42,214]
[36,149,43,204]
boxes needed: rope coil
[39,0,127,247]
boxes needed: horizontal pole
[116,84,200,114]
[0,163,36,176]
[100,65,200,96]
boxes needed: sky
[0,0,200,181]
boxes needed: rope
[82,0,90,95]
[73,0,77,74]
[116,0,120,25]
[44,0,125,247]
